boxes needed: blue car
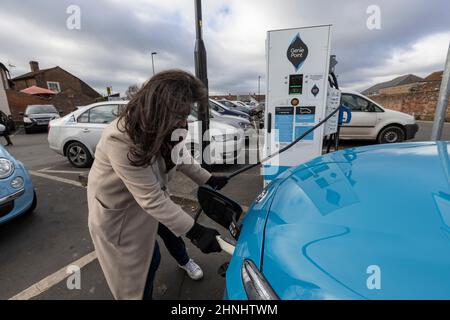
[0,146,37,225]
[201,141,450,300]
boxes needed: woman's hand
[206,175,229,190]
[186,223,222,254]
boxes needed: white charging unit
[263,25,334,184]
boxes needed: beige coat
[87,118,211,300]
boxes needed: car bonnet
[261,141,450,299]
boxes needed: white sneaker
[179,259,204,280]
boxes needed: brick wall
[14,78,37,91]
[369,81,450,121]
[13,67,101,99]
[6,89,50,121]
[50,88,100,115]
[35,68,83,94]
[379,83,417,95]
[6,89,101,121]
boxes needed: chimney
[30,61,39,73]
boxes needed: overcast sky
[0,0,449,96]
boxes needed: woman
[87,70,227,300]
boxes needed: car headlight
[0,158,14,179]
[23,117,33,123]
[239,122,254,130]
[11,176,24,189]
[213,134,236,142]
[241,259,279,300]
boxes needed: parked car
[21,104,61,134]
[209,109,254,134]
[0,145,37,225]
[48,101,244,168]
[339,91,418,144]
[216,141,450,299]
[218,100,251,115]
[232,101,252,110]
[250,102,265,129]
[209,99,251,121]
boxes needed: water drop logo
[287,33,309,71]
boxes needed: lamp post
[194,0,210,166]
[258,75,261,102]
[431,42,450,140]
[151,52,157,75]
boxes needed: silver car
[48,101,244,167]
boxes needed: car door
[340,94,378,139]
[76,104,119,153]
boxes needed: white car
[48,101,244,168]
[339,90,418,144]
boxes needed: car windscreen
[26,105,57,114]
[219,101,235,108]
[192,104,213,119]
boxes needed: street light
[258,75,261,102]
[151,52,157,75]
[194,0,210,167]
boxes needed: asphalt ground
[0,121,448,300]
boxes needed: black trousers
[142,224,190,300]
[1,133,12,145]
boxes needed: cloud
[0,0,449,96]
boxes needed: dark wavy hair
[118,69,208,167]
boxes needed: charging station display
[289,74,303,94]
[263,25,332,184]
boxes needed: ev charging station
[263,25,340,184]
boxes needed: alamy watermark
[66,5,81,30]
[168,125,282,169]
[66,265,81,290]
[366,265,382,290]
[366,5,381,30]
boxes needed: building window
[47,81,61,93]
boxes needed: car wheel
[66,142,93,168]
[378,126,405,144]
[26,191,37,214]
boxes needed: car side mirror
[197,185,243,238]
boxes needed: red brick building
[9,61,102,119]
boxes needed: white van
[339,90,418,143]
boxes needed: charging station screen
[289,74,303,94]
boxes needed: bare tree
[125,84,140,100]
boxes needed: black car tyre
[377,126,405,144]
[26,191,37,214]
[66,142,93,168]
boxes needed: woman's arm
[176,152,211,185]
[105,134,194,237]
